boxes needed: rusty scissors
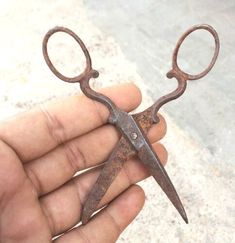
[43,24,219,224]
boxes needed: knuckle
[105,210,121,238]
[25,165,41,195]
[75,228,92,243]
[0,140,23,193]
[40,105,67,145]
[91,99,106,125]
[63,140,87,172]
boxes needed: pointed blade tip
[180,209,188,224]
[184,215,189,224]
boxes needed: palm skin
[0,84,167,243]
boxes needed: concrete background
[0,1,234,242]
[84,0,235,167]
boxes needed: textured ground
[0,1,234,242]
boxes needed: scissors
[42,24,219,224]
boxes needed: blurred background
[0,1,234,242]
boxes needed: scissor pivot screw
[130,132,138,140]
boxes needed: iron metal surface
[42,24,220,226]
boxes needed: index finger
[0,83,142,162]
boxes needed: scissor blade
[137,143,188,223]
[81,136,134,224]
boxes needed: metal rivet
[130,132,138,140]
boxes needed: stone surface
[84,0,235,167]
[0,1,234,243]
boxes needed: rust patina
[42,24,220,225]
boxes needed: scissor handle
[171,24,220,81]
[42,26,99,82]
[43,26,120,121]
[151,24,220,123]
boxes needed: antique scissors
[42,24,219,224]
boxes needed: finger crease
[76,227,92,243]
[105,209,122,236]
[72,178,82,208]
[41,200,57,235]
[91,99,106,126]
[63,141,87,173]
[40,105,67,146]
[122,163,132,186]
[26,166,42,195]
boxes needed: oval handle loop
[151,24,220,123]
[42,27,120,120]
[172,24,220,81]
[42,26,99,83]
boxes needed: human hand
[0,83,167,243]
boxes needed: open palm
[0,84,167,243]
